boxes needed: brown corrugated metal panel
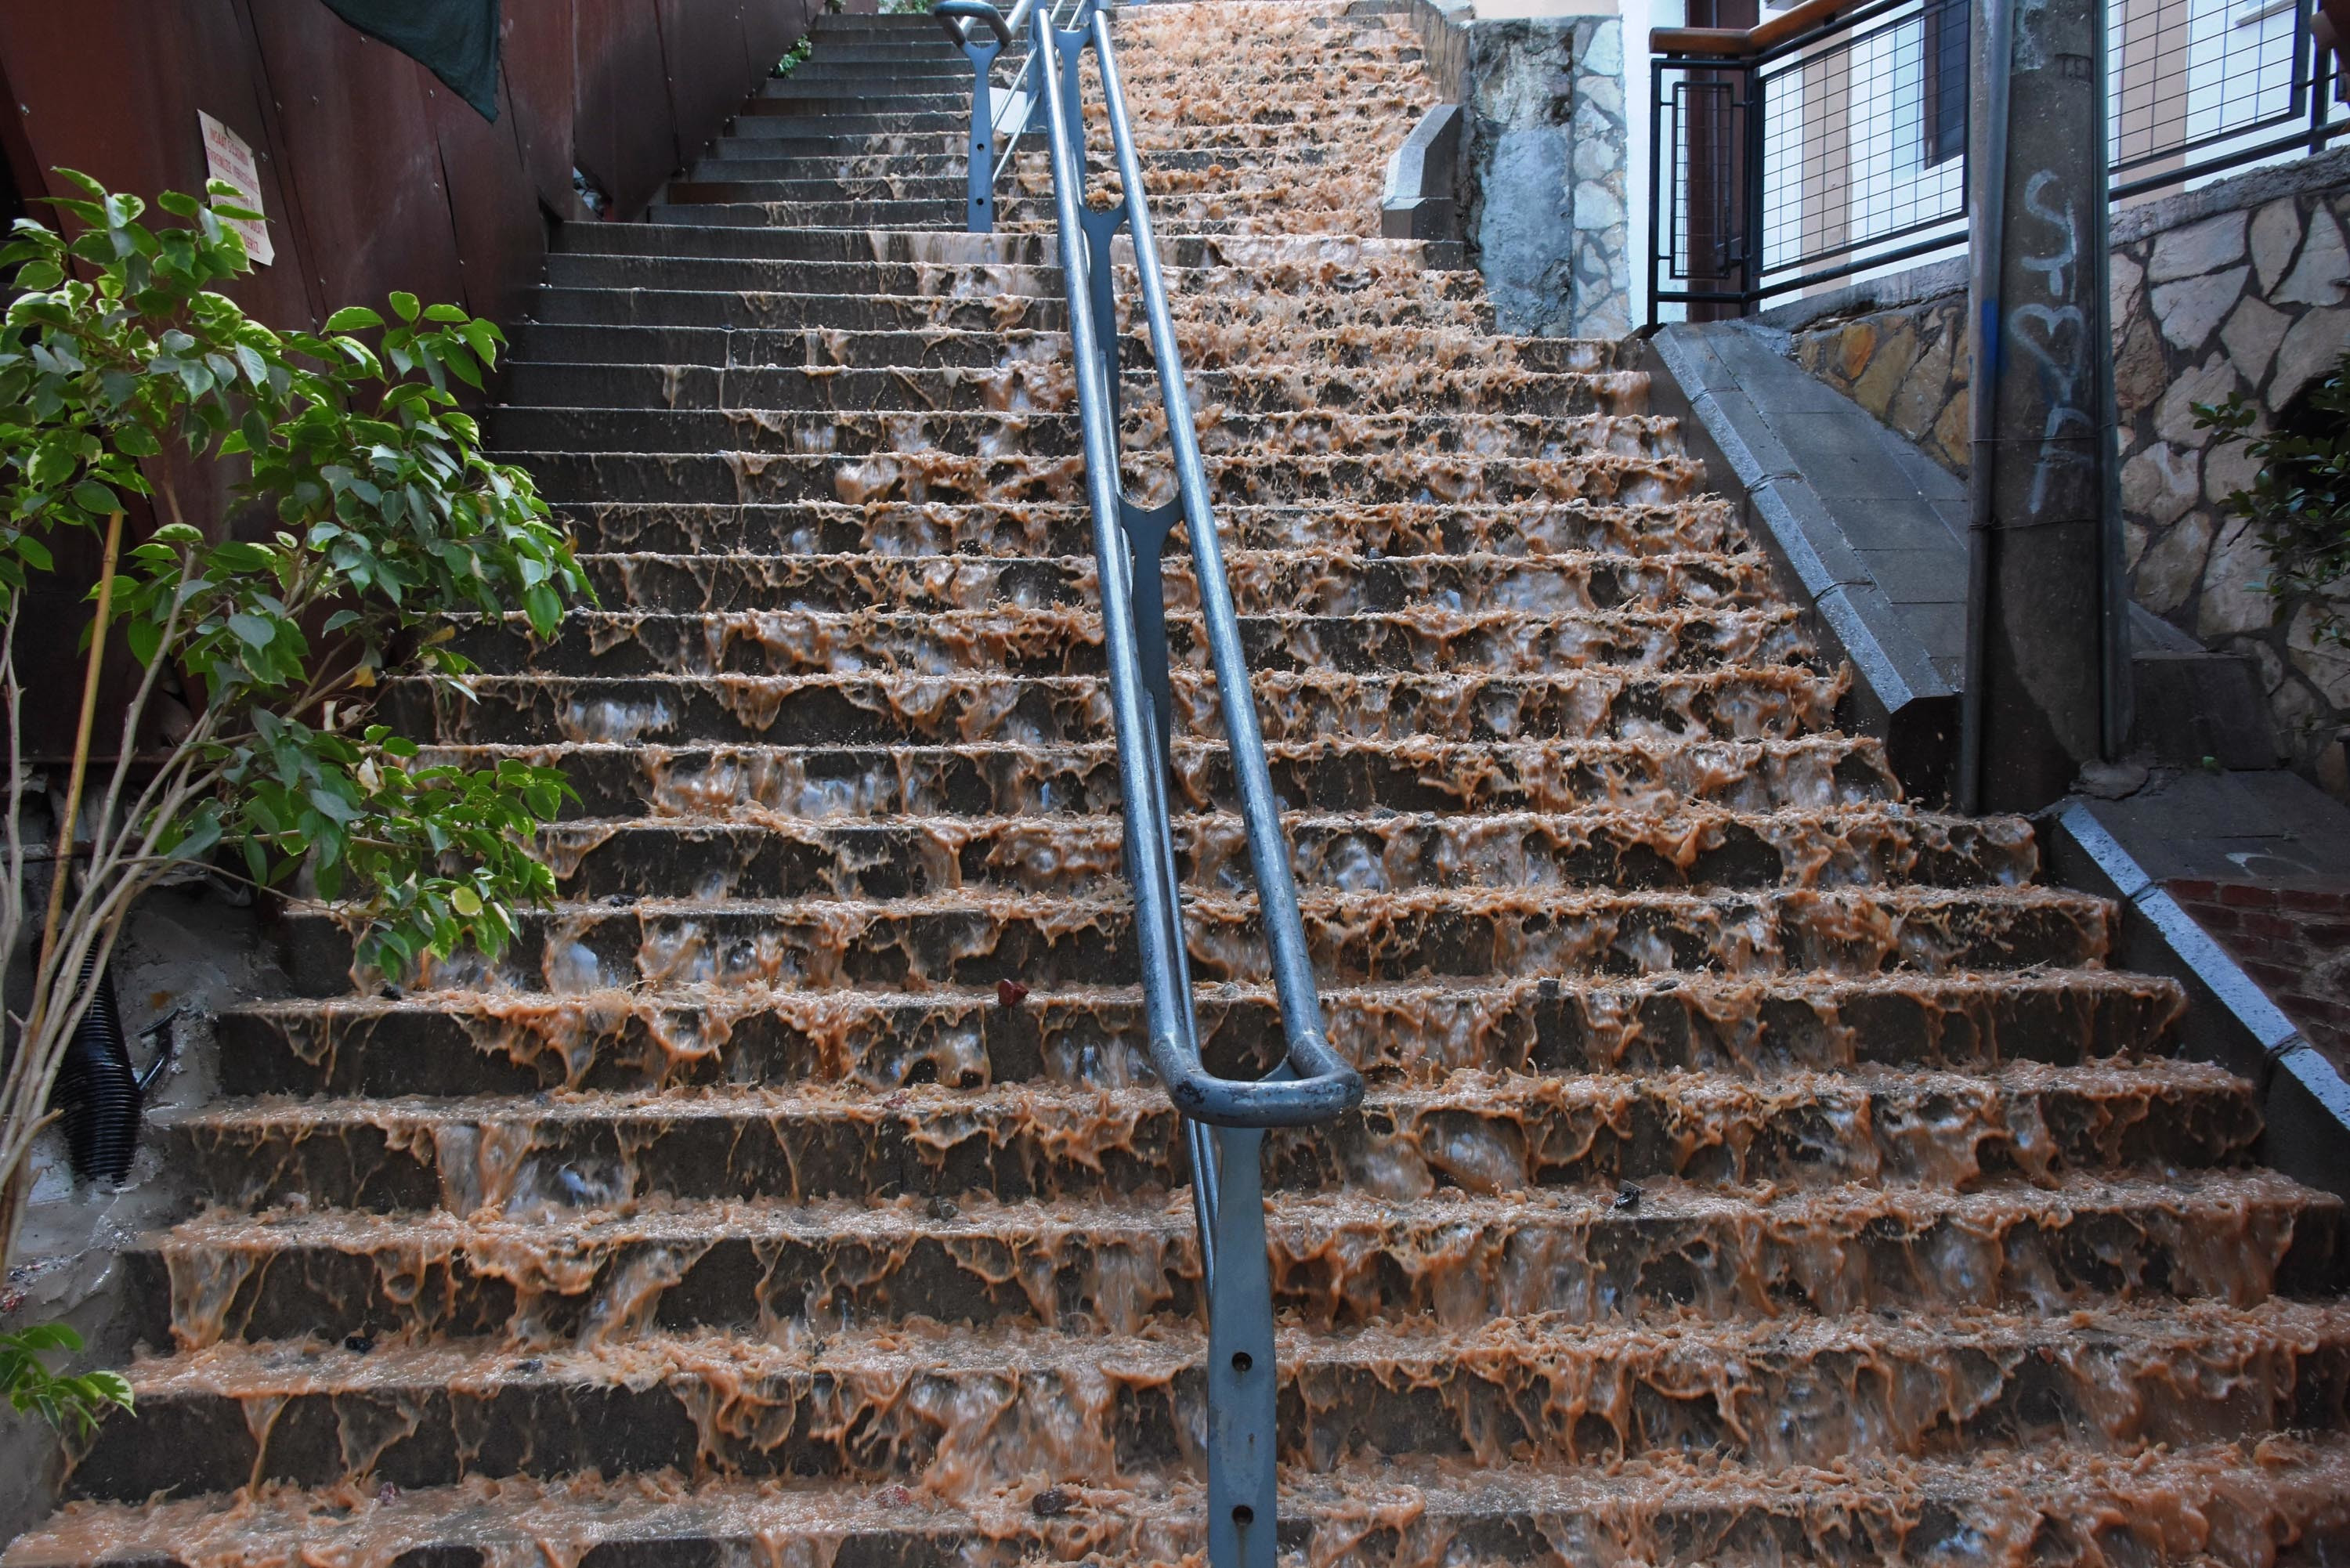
[742,0,799,76]
[0,0,309,739]
[0,0,320,330]
[244,0,469,320]
[501,4,591,220]
[660,0,755,172]
[0,0,812,739]
[430,66,546,327]
[573,0,682,215]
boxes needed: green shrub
[0,172,593,1418]
[2197,347,2350,647]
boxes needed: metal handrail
[933,0,1010,48]
[928,1,1364,1560]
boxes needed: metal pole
[1203,1124,1276,1568]
[1649,61,1667,326]
[1959,0,2128,811]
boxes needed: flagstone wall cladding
[1412,0,1632,337]
[1783,150,2350,780]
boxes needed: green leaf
[422,303,468,323]
[226,612,275,649]
[12,259,62,291]
[522,582,562,640]
[70,480,118,515]
[75,1371,134,1411]
[450,884,483,916]
[389,291,420,323]
[125,616,161,666]
[7,1324,82,1353]
[307,785,357,823]
[324,305,385,333]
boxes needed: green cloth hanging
[317,0,503,121]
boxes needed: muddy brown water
[9,2,2350,1565]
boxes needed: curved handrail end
[934,0,1013,49]
[1151,1035,1364,1129]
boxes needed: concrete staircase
[10,2,2350,1563]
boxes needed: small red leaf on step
[997,979,1029,1009]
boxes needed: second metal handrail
[932,1,1365,1561]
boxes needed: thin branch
[28,508,125,1044]
[88,490,200,874]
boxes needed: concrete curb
[1381,102,1462,244]
[2048,800,2350,1201]
[1643,322,1963,799]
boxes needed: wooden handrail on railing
[1649,0,1857,56]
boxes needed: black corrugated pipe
[48,952,172,1183]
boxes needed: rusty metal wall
[0,0,819,751]
[0,0,815,334]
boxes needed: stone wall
[1776,149,2350,780]
[1408,0,1631,337]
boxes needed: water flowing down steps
[13,3,2350,1564]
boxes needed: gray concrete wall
[1408,0,1632,336]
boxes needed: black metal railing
[1648,0,2347,317]
[936,3,1365,1563]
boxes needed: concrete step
[642,202,1303,236]
[519,286,1070,334]
[410,728,1896,827]
[24,1434,2350,1568]
[496,804,2036,902]
[440,603,1814,681]
[562,546,1759,616]
[215,965,2187,1099]
[159,1060,2258,1225]
[694,131,974,159]
[687,144,1354,180]
[70,1301,2350,1501]
[754,45,978,65]
[499,359,1643,419]
[664,176,971,206]
[119,1172,2345,1347]
[501,446,1705,509]
[719,111,971,135]
[384,662,1844,755]
[660,179,1395,222]
[536,244,1490,307]
[759,77,974,100]
[488,406,1686,468]
[273,880,2119,998]
[761,57,980,78]
[735,92,968,116]
[505,305,1518,362]
[645,197,1030,228]
[537,493,1742,558]
[549,219,1436,269]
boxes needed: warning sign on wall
[198,112,274,266]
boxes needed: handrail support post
[934,0,1014,231]
[1205,1124,1277,1568]
[965,37,1001,232]
[1082,204,1127,429]
[1119,496,1180,776]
